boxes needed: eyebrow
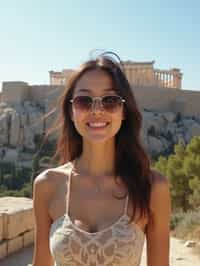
[76,88,116,93]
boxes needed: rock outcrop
[142,111,200,156]
[0,100,200,164]
[0,101,45,150]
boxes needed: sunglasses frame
[70,95,125,112]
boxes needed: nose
[91,98,104,113]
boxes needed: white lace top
[49,163,145,266]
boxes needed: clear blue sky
[0,0,200,91]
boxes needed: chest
[49,183,127,232]
[49,176,147,234]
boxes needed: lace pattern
[50,213,145,266]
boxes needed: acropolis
[49,61,183,89]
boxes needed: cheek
[71,108,86,131]
[113,109,124,121]
[71,108,84,121]
[110,111,124,129]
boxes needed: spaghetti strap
[124,194,129,215]
[66,161,74,215]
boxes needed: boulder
[0,147,18,162]
[166,123,176,137]
[0,112,9,144]
[184,240,197,248]
[142,111,166,135]
[147,136,165,155]
[188,122,200,138]
[10,111,21,146]
[161,112,177,123]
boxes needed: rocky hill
[0,100,200,166]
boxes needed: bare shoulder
[33,161,73,221]
[34,161,73,188]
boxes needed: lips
[86,121,110,128]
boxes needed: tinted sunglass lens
[74,96,92,111]
[103,96,122,111]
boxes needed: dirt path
[140,237,200,266]
[0,236,199,266]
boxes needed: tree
[153,136,200,211]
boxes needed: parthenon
[49,61,183,89]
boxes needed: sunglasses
[70,95,125,113]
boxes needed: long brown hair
[48,52,153,224]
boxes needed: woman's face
[70,69,125,143]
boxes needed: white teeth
[88,122,108,128]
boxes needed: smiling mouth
[86,122,110,129]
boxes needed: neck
[75,139,115,177]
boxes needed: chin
[83,133,115,144]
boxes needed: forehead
[74,69,115,94]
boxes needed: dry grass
[171,210,200,258]
[171,210,200,239]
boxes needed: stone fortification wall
[171,89,200,116]
[29,85,62,108]
[132,85,200,116]
[132,85,179,113]
[1,82,30,105]
[0,197,34,260]
[0,82,63,111]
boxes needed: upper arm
[146,171,171,266]
[32,170,55,266]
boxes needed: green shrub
[19,182,33,198]
[0,181,33,198]
[154,136,200,212]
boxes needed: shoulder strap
[66,161,74,215]
[124,194,129,215]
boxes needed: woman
[32,52,171,266]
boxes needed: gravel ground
[140,237,200,266]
